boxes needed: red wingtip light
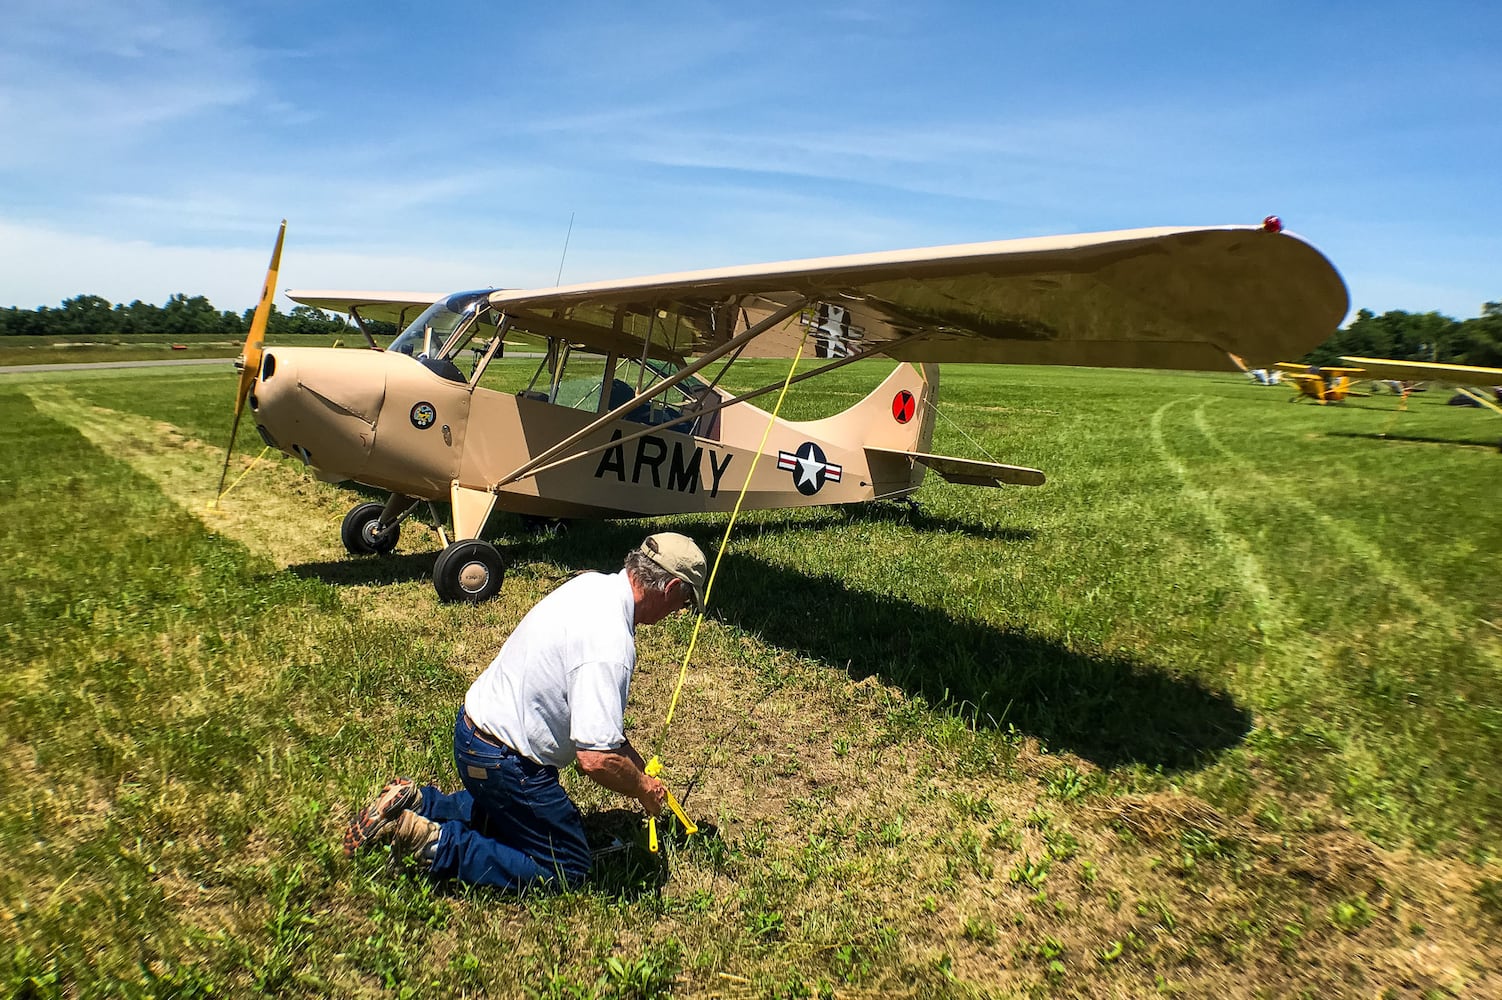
[1262,215,1283,233]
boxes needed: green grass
[1,359,1499,997]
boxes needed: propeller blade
[214,221,286,505]
[237,220,286,416]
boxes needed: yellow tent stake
[210,446,270,508]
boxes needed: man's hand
[637,774,667,817]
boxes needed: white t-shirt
[465,570,636,768]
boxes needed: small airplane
[1273,361,1369,404]
[1226,353,1283,386]
[218,218,1347,602]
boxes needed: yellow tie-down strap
[644,756,698,853]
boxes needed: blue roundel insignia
[410,402,437,429]
[776,441,844,496]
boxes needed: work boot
[384,810,441,868]
[343,777,420,857]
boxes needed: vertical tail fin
[789,362,939,498]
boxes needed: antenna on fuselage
[555,212,574,286]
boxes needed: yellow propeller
[213,221,286,506]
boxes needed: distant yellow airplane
[1274,361,1367,404]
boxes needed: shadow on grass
[738,501,1038,543]
[1326,430,1501,450]
[290,515,1249,771]
[581,807,677,898]
[548,521,1246,771]
[290,551,437,587]
[711,558,1247,771]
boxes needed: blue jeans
[415,710,591,891]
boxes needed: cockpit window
[389,291,492,359]
[527,345,722,439]
[387,290,495,382]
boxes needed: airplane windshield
[388,291,491,361]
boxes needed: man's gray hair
[624,549,679,596]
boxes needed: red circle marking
[892,390,915,423]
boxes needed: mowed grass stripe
[1149,395,1294,645]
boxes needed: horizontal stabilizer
[866,447,1046,488]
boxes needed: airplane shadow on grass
[1326,430,1501,451]
[291,516,1247,772]
[731,501,1038,543]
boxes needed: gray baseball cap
[639,532,707,607]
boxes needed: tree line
[2,292,1499,368]
[0,293,397,341]
[1306,302,1502,368]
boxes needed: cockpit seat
[419,354,466,383]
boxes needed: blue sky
[2,0,1498,322]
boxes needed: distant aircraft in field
[1340,356,1502,449]
[217,217,1348,602]
[1274,361,1368,404]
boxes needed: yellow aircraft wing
[1338,356,1502,386]
[482,225,1347,371]
[1274,362,1365,375]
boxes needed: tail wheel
[341,502,400,555]
[433,540,506,603]
[520,515,570,537]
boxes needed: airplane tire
[341,502,400,555]
[433,540,506,603]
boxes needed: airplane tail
[783,363,938,498]
[783,362,1045,499]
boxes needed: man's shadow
[582,808,720,897]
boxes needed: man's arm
[576,739,666,816]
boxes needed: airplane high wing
[472,224,1348,370]
[293,224,1347,371]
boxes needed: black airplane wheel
[433,540,506,603]
[341,502,400,555]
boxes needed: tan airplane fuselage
[248,346,938,532]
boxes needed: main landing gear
[339,497,508,604]
[340,502,400,555]
[432,539,506,603]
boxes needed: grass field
[1,359,1499,998]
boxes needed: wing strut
[347,305,383,351]
[492,297,809,489]
[1455,386,1502,417]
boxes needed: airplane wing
[1275,362,1365,375]
[285,290,448,326]
[1338,356,1502,386]
[483,225,1348,371]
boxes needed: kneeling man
[344,532,706,890]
